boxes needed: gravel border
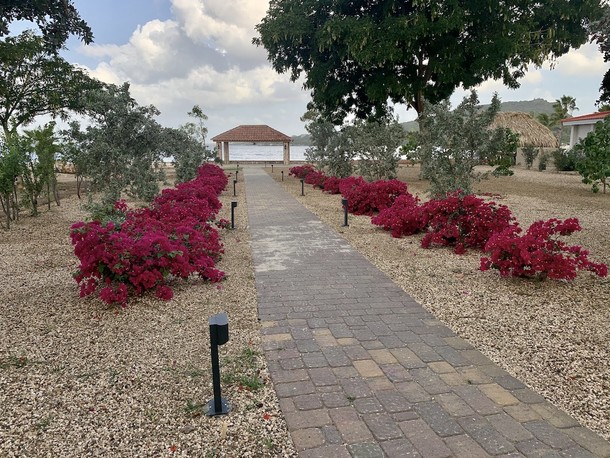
[0,172,296,457]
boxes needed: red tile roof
[561,111,610,124]
[211,125,292,142]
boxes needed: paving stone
[271,368,309,383]
[443,434,490,457]
[297,338,322,353]
[428,361,457,374]
[302,352,329,368]
[410,368,452,395]
[512,388,547,404]
[361,340,385,350]
[279,357,305,370]
[457,366,493,385]
[414,401,464,437]
[453,385,502,415]
[399,419,453,458]
[486,412,534,442]
[353,397,384,414]
[341,378,374,399]
[299,444,351,458]
[409,342,443,362]
[435,393,475,417]
[344,345,372,361]
[530,403,581,429]
[368,348,399,365]
[478,383,519,406]
[333,366,360,379]
[275,380,315,398]
[291,427,325,451]
[338,337,359,346]
[366,376,395,392]
[322,347,352,367]
[363,413,404,441]
[329,406,374,444]
[523,420,577,450]
[495,374,527,390]
[322,424,343,445]
[503,404,543,423]
[353,359,384,378]
[322,392,352,408]
[457,415,516,455]
[380,364,412,382]
[376,390,414,413]
[395,381,433,403]
[308,367,338,386]
[562,426,610,456]
[391,410,419,422]
[515,438,559,456]
[380,439,421,458]
[294,393,324,411]
[284,409,332,430]
[346,442,385,458]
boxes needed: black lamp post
[281,170,284,181]
[271,164,274,173]
[206,312,231,416]
[233,179,237,197]
[300,179,304,196]
[235,170,239,181]
[231,201,237,229]
[342,198,349,227]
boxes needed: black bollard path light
[231,201,237,229]
[281,170,284,182]
[233,179,237,197]
[341,198,349,227]
[300,179,305,196]
[206,312,231,416]
[271,164,274,173]
[235,170,239,181]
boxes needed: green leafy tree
[590,3,610,104]
[175,105,215,182]
[348,117,406,181]
[255,0,599,122]
[0,30,101,138]
[16,123,60,215]
[0,138,20,228]
[419,91,516,196]
[302,110,352,177]
[575,116,610,193]
[0,0,92,49]
[67,83,166,204]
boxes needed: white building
[561,111,610,148]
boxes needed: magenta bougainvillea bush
[480,218,608,280]
[70,164,228,307]
[421,192,516,254]
[288,164,316,180]
[371,193,428,238]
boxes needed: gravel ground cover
[269,164,610,442]
[0,172,296,457]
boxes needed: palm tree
[552,95,578,146]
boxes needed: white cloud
[553,43,608,77]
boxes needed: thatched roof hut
[490,112,559,148]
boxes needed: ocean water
[215,143,309,162]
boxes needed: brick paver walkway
[243,167,610,457]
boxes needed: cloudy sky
[56,0,609,137]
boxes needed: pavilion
[211,125,293,165]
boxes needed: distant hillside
[291,133,312,146]
[400,98,556,132]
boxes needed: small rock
[180,425,196,434]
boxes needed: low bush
[481,218,607,280]
[288,164,316,179]
[421,192,516,254]
[304,169,327,188]
[70,163,227,307]
[371,193,428,237]
[322,176,342,194]
[340,178,408,215]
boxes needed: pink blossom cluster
[70,164,228,307]
[288,165,607,281]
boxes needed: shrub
[340,178,408,215]
[304,169,327,188]
[481,218,608,280]
[288,164,316,179]
[371,193,428,238]
[522,145,539,170]
[71,164,227,307]
[538,153,548,171]
[322,176,342,194]
[421,192,516,254]
[552,149,582,172]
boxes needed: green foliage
[552,148,582,172]
[538,153,549,171]
[302,110,353,177]
[65,83,166,205]
[0,0,93,48]
[551,95,578,146]
[174,105,215,182]
[575,116,610,193]
[0,30,101,138]
[522,145,540,169]
[255,0,599,122]
[590,4,610,104]
[419,91,516,196]
[348,117,406,181]
[0,139,20,228]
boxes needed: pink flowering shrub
[304,169,327,188]
[421,192,516,254]
[322,176,342,194]
[70,164,227,307]
[480,218,608,280]
[288,164,316,179]
[340,178,408,215]
[371,193,428,237]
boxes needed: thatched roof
[490,112,558,148]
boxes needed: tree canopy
[255,0,600,123]
[590,3,610,104]
[0,0,93,49]
[0,30,101,138]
